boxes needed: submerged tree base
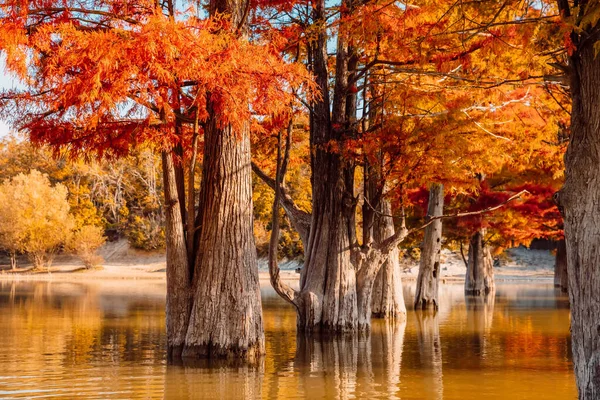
[465,230,495,295]
[180,343,264,364]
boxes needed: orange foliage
[0,1,313,158]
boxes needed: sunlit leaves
[0,0,314,157]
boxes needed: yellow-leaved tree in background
[0,170,73,271]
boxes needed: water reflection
[465,292,495,361]
[164,364,264,399]
[415,311,443,400]
[292,320,406,399]
[0,281,576,399]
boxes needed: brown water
[0,281,575,399]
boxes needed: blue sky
[0,59,17,137]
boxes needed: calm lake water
[0,280,575,399]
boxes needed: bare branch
[268,122,301,310]
[377,190,530,254]
[251,161,311,245]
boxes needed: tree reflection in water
[294,320,406,399]
[0,281,576,399]
[465,290,496,361]
[415,310,444,400]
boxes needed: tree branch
[460,241,468,269]
[268,123,301,310]
[377,190,530,254]
[251,161,311,246]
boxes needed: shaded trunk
[464,230,494,295]
[186,119,199,265]
[162,150,192,360]
[183,112,264,361]
[554,239,568,293]
[362,152,405,320]
[271,0,404,333]
[299,150,358,331]
[414,183,444,309]
[297,0,358,332]
[557,29,600,398]
[371,199,406,319]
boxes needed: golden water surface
[0,281,575,399]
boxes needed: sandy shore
[0,240,556,283]
[0,265,302,284]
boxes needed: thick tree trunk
[371,200,406,319]
[162,151,192,360]
[554,239,568,293]
[414,183,444,309]
[297,0,358,332]
[557,32,600,398]
[299,155,358,331]
[183,115,265,361]
[163,0,264,362]
[464,230,495,295]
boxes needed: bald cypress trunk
[183,117,264,360]
[164,0,264,362]
[270,0,408,333]
[554,239,568,293]
[299,147,358,331]
[371,200,406,319]
[464,230,494,295]
[556,23,600,397]
[296,0,358,332]
[414,183,444,309]
[163,151,191,360]
[9,252,16,271]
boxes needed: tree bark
[554,239,568,293]
[297,0,358,332]
[162,151,192,360]
[186,117,199,265]
[362,152,406,320]
[267,0,408,333]
[464,229,495,295]
[371,199,406,319]
[299,149,358,331]
[182,108,264,361]
[556,22,600,398]
[414,183,444,309]
[163,0,264,362]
